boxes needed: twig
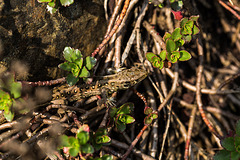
[184,105,197,160]
[195,37,222,139]
[218,0,240,20]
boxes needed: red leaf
[171,10,183,20]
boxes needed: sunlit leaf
[101,155,113,160]
[4,109,14,122]
[159,50,167,61]
[179,50,191,61]
[146,52,158,62]
[77,131,89,145]
[85,56,96,70]
[10,82,22,99]
[78,66,90,78]
[69,147,80,157]
[60,0,74,6]
[74,58,83,70]
[38,0,52,2]
[95,135,111,144]
[117,102,134,115]
[166,39,176,53]
[192,25,200,35]
[180,18,188,28]
[190,15,199,22]
[63,47,74,62]
[163,32,172,41]
[144,115,153,125]
[171,28,182,41]
[58,62,72,71]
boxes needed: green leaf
[144,107,153,115]
[180,18,188,28]
[68,137,79,147]
[151,112,158,119]
[231,151,240,160]
[85,56,96,70]
[60,135,71,147]
[163,32,172,41]
[77,131,89,145]
[152,57,163,69]
[146,52,158,62]
[117,102,134,115]
[66,74,79,86]
[124,115,135,124]
[171,28,182,41]
[78,66,90,78]
[69,147,80,157]
[144,115,153,125]
[235,136,240,152]
[63,47,74,62]
[166,39,176,53]
[190,15,199,22]
[81,144,94,154]
[175,39,185,48]
[38,0,52,2]
[0,90,12,110]
[159,50,167,61]
[109,107,117,117]
[58,62,72,71]
[74,58,83,70]
[179,50,191,61]
[192,25,200,35]
[48,1,56,7]
[4,109,14,122]
[10,82,22,99]
[236,120,240,136]
[60,0,74,6]
[183,35,192,42]
[95,135,111,144]
[116,121,126,132]
[78,124,90,133]
[101,155,113,160]
[213,150,231,160]
[167,51,179,63]
[221,137,235,151]
[73,48,83,60]
[47,4,58,14]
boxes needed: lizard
[52,66,148,103]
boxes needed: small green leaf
[221,137,235,151]
[79,66,90,78]
[38,0,52,2]
[116,121,126,132]
[47,4,57,14]
[163,32,172,41]
[183,35,192,42]
[151,56,163,69]
[180,18,188,28]
[159,50,167,61]
[190,15,199,22]
[236,120,240,136]
[60,0,74,6]
[124,115,135,124]
[63,47,74,62]
[192,25,200,35]
[179,50,191,61]
[144,107,153,115]
[74,58,83,70]
[231,151,240,160]
[213,150,231,160]
[68,137,79,147]
[60,135,71,147]
[10,82,22,99]
[175,39,185,48]
[166,39,176,53]
[144,115,153,125]
[4,109,14,122]
[235,136,240,152]
[48,1,56,7]
[85,56,96,70]
[81,144,94,154]
[77,131,89,145]
[101,155,113,160]
[109,107,117,117]
[117,102,134,114]
[151,112,158,119]
[171,28,182,41]
[70,63,80,77]
[167,51,179,63]
[66,74,79,86]
[146,52,158,62]
[69,147,80,157]
[95,135,111,144]
[59,62,72,71]
[73,49,83,60]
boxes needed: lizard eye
[122,82,131,89]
